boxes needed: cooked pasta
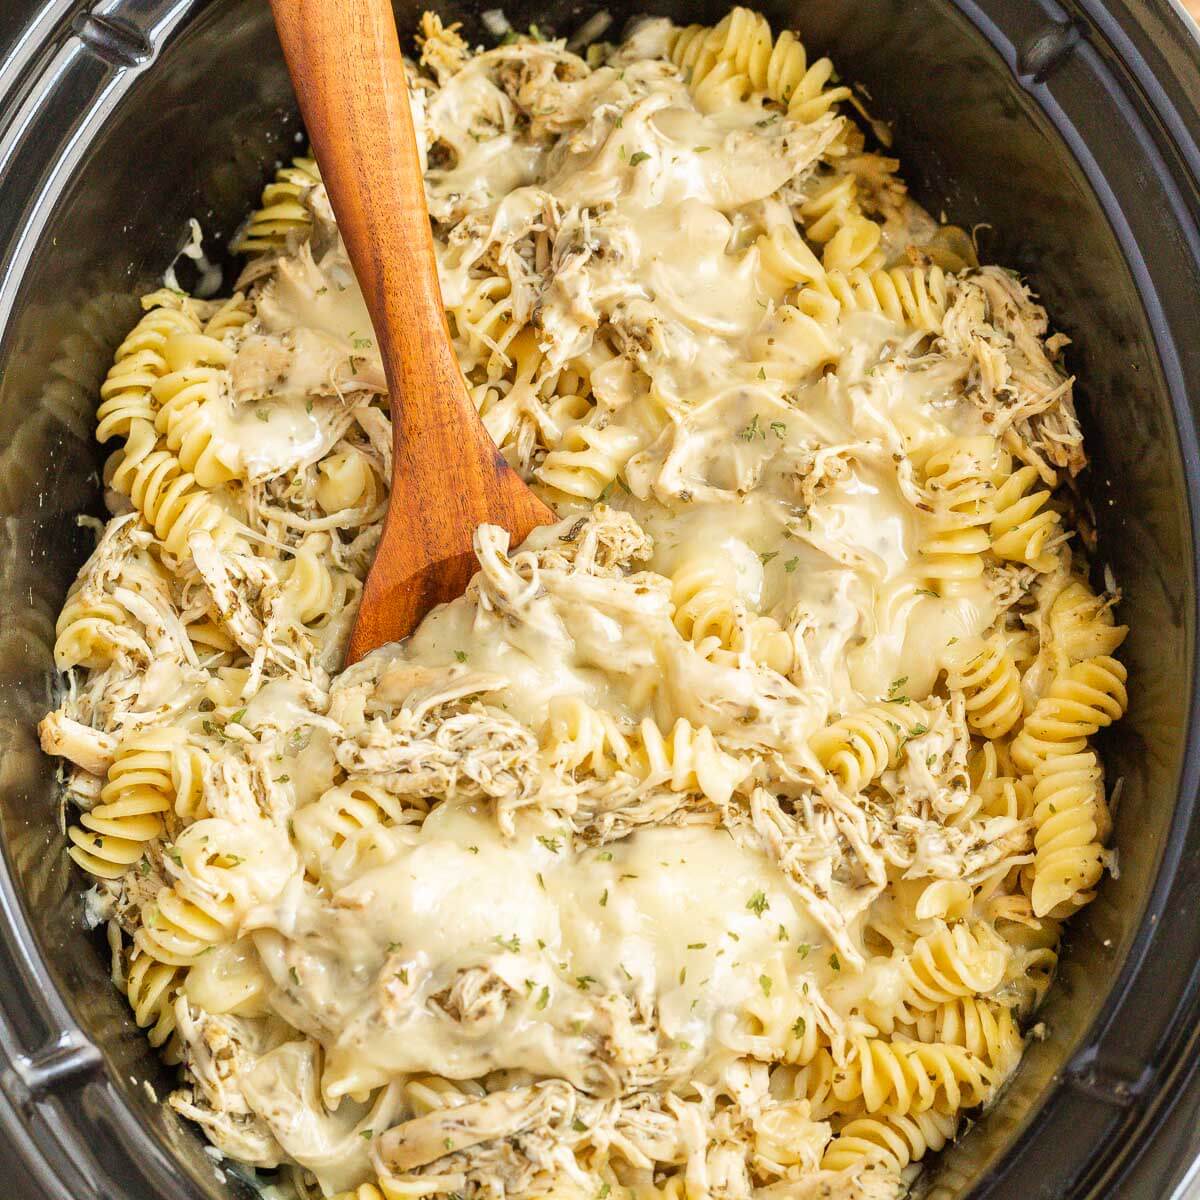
[809,701,932,793]
[66,729,183,878]
[40,10,1128,1200]
[944,634,1023,739]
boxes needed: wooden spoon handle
[268,0,477,449]
[269,0,555,660]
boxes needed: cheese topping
[42,10,1128,1200]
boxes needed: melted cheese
[44,14,1106,1197]
[243,804,821,1101]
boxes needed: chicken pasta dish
[40,9,1129,1199]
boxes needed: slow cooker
[0,0,1198,1196]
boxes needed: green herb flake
[538,835,561,853]
[784,556,800,573]
[738,414,766,442]
[454,650,468,663]
[797,942,811,959]
[792,1016,807,1039]
[759,974,773,996]
[746,889,769,917]
[829,952,841,971]
[536,986,550,1010]
[628,150,651,166]
[599,888,608,907]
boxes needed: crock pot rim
[0,2,1197,1198]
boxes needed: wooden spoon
[269,0,555,664]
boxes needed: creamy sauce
[43,11,1112,1200]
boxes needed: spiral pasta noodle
[634,716,748,805]
[799,176,885,274]
[820,1109,958,1173]
[448,273,523,377]
[109,419,240,560]
[755,225,825,293]
[944,634,1023,739]
[668,552,795,671]
[233,156,321,253]
[916,436,998,596]
[1048,579,1128,667]
[989,458,1062,572]
[96,299,201,442]
[124,952,186,1061]
[535,407,662,502]
[900,922,1009,1016]
[832,1035,995,1115]
[67,729,182,878]
[808,701,929,793]
[316,450,385,515]
[293,778,421,879]
[903,997,1023,1078]
[796,266,948,332]
[152,331,238,487]
[1028,750,1106,917]
[542,696,636,778]
[202,292,255,339]
[670,9,851,124]
[670,556,739,650]
[136,874,240,967]
[1010,655,1128,774]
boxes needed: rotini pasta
[799,175,885,274]
[109,419,241,560]
[1010,655,1128,774]
[820,1109,958,1173]
[96,299,201,442]
[67,729,181,878]
[152,331,238,487]
[944,634,1023,739]
[989,457,1063,572]
[233,156,320,253]
[41,12,1129,1198]
[809,702,930,792]
[796,265,948,332]
[1028,750,1107,917]
[831,1034,994,1114]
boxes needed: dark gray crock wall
[0,2,1196,1198]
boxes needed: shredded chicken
[41,11,1126,1200]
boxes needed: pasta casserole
[39,9,1129,1199]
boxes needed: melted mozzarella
[244,805,820,1101]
